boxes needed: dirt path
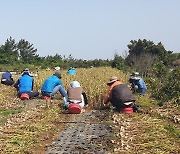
[46,110,114,154]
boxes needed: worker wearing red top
[104,76,135,111]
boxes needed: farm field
[0,67,179,153]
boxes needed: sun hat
[131,72,139,76]
[107,76,118,85]
[22,68,30,75]
[130,76,140,80]
[70,81,80,88]
[54,66,61,71]
[23,68,29,72]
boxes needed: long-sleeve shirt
[14,74,34,93]
[105,81,135,106]
[41,75,64,93]
[1,72,13,81]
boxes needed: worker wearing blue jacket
[41,72,67,99]
[67,67,76,75]
[14,68,39,98]
[129,72,147,95]
[1,71,14,86]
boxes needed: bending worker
[14,68,39,98]
[41,72,67,99]
[104,76,136,111]
[1,71,14,86]
[129,72,147,95]
[64,81,88,110]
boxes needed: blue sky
[0,0,180,60]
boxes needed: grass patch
[132,114,180,153]
[0,107,23,126]
[0,116,8,126]
[164,124,180,139]
[135,94,157,109]
[1,106,62,153]
[0,107,22,116]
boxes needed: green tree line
[0,37,111,71]
[1,37,179,72]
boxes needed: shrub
[149,67,180,104]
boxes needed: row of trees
[113,39,180,77]
[1,37,179,72]
[0,37,38,65]
[0,37,111,70]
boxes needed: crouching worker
[104,76,136,113]
[41,72,67,100]
[1,71,14,86]
[14,68,39,99]
[129,72,147,96]
[64,81,88,114]
[67,67,76,75]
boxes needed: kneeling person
[14,68,39,99]
[104,76,135,111]
[41,72,67,99]
[1,71,14,86]
[64,81,88,111]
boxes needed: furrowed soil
[0,78,180,153]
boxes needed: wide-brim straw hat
[70,81,80,88]
[107,76,118,85]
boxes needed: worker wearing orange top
[104,76,136,111]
